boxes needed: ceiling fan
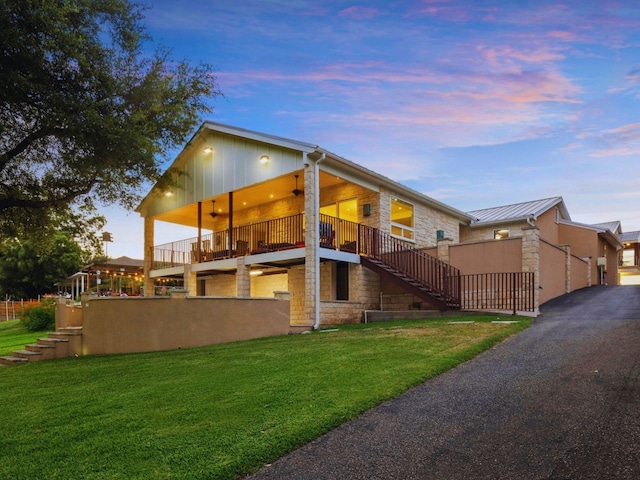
[209,200,218,218]
[292,174,303,197]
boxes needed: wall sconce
[363,204,371,216]
[259,155,269,164]
[164,191,174,197]
[203,146,214,154]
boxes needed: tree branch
[0,125,67,172]
[0,181,96,212]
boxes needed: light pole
[99,232,114,295]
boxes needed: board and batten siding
[144,131,305,218]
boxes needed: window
[320,198,358,222]
[390,197,414,240]
[494,229,509,239]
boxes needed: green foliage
[0,316,530,479]
[0,0,221,238]
[0,232,82,298]
[19,299,56,331]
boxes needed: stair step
[58,326,83,334]
[13,349,43,361]
[38,337,69,345]
[0,356,28,365]
[48,331,81,339]
[26,343,55,352]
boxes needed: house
[137,122,474,329]
[618,230,640,285]
[136,123,627,328]
[457,197,623,303]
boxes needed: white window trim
[390,197,415,242]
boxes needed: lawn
[0,319,50,356]
[0,316,530,479]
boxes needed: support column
[236,256,250,298]
[183,264,197,296]
[521,226,540,312]
[304,160,318,328]
[437,237,454,264]
[303,151,325,329]
[143,217,155,296]
[559,244,571,293]
[583,257,592,287]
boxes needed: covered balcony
[152,213,360,271]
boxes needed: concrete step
[38,336,70,358]
[0,356,28,366]
[13,349,43,362]
[26,343,57,360]
[26,343,55,352]
[58,326,83,334]
[37,337,69,346]
[48,331,81,339]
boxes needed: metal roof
[591,221,621,234]
[467,197,568,226]
[620,230,640,243]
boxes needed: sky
[103,0,640,259]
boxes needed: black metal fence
[460,272,535,313]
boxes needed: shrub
[20,299,56,331]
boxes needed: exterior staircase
[357,225,461,310]
[361,256,460,310]
[0,326,82,366]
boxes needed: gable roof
[467,197,569,226]
[558,218,624,250]
[138,122,474,223]
[592,221,621,234]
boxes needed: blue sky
[105,0,640,258]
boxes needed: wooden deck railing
[154,214,307,269]
[153,214,536,312]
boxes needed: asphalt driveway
[247,286,640,479]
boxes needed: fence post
[512,273,517,316]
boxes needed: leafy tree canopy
[0,231,83,298]
[0,0,221,238]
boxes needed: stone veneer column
[521,226,540,311]
[303,161,318,327]
[583,257,592,287]
[236,256,250,297]
[437,237,454,264]
[560,244,571,293]
[143,217,155,296]
[183,264,197,296]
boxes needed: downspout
[311,152,325,330]
[197,201,202,262]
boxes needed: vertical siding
[146,131,304,217]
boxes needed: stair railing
[357,224,461,307]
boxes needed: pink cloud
[590,123,640,157]
[338,6,380,20]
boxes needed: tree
[0,0,221,237]
[0,231,82,298]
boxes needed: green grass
[0,315,530,479]
[0,319,51,356]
